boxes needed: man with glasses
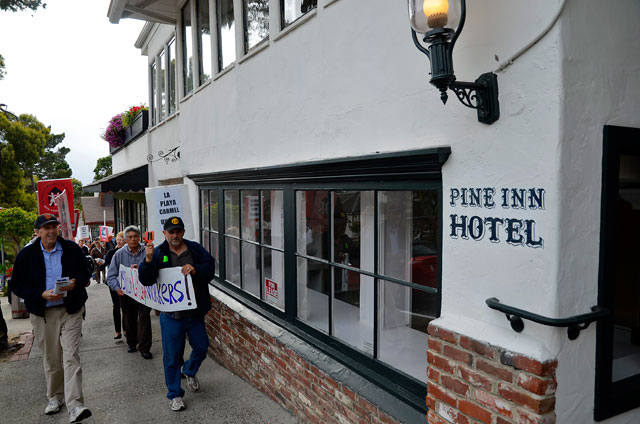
[138,216,215,412]
[106,225,152,359]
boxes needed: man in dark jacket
[10,214,92,422]
[138,216,215,412]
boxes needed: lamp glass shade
[408,0,461,34]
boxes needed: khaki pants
[31,306,85,411]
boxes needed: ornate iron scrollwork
[147,146,180,164]
[449,73,499,124]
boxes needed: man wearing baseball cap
[138,216,215,412]
[9,214,92,422]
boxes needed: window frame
[242,0,270,54]
[280,0,317,29]
[181,0,194,96]
[595,125,640,420]
[193,148,449,413]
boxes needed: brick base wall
[426,323,557,424]
[204,295,401,424]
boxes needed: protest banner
[145,184,195,241]
[77,225,90,240]
[37,179,75,225]
[99,225,113,242]
[53,190,73,240]
[118,265,197,312]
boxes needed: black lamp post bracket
[450,73,500,124]
[485,297,610,341]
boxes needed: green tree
[0,112,49,199]
[93,155,112,181]
[0,0,45,12]
[0,207,37,254]
[34,132,72,182]
[0,53,5,80]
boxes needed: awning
[83,165,148,193]
[108,0,177,25]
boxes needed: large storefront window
[196,149,448,410]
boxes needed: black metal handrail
[486,297,610,340]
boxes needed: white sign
[146,184,195,242]
[118,265,197,312]
[77,225,90,239]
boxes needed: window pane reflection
[378,280,435,383]
[333,269,374,356]
[197,0,211,84]
[333,191,374,272]
[242,190,260,242]
[281,0,316,28]
[150,62,156,125]
[224,190,239,233]
[243,0,269,52]
[168,37,177,114]
[262,190,284,249]
[208,190,219,232]
[296,190,329,260]
[158,51,165,120]
[217,0,236,70]
[210,232,219,276]
[378,190,439,289]
[242,242,260,297]
[182,1,194,95]
[225,237,240,287]
[297,257,329,333]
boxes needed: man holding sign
[138,216,215,412]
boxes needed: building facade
[105,0,640,422]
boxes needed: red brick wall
[205,295,403,424]
[426,323,557,424]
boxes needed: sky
[0,0,148,185]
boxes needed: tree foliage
[0,207,37,253]
[0,0,45,12]
[34,132,72,182]
[93,155,112,181]
[0,53,5,80]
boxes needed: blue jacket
[138,239,215,319]
[10,237,91,317]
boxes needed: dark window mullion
[218,188,226,281]
[329,190,334,336]
[284,185,297,319]
[259,189,264,300]
[373,190,379,359]
[239,190,244,290]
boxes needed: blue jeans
[159,313,209,399]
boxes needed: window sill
[214,63,236,81]
[195,79,212,94]
[238,40,269,65]
[324,0,340,8]
[180,92,194,104]
[148,111,179,133]
[273,9,317,42]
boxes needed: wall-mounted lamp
[409,0,499,124]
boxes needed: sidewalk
[0,282,299,424]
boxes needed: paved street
[0,281,299,424]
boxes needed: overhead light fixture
[408,0,500,124]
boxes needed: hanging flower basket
[103,115,125,148]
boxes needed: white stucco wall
[554,1,640,423]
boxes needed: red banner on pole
[37,179,75,224]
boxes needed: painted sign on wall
[118,265,197,312]
[449,187,545,248]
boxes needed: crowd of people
[8,214,215,422]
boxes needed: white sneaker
[44,399,62,415]
[69,405,92,423]
[170,396,186,411]
[186,375,200,392]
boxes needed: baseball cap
[164,216,185,232]
[34,213,59,229]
